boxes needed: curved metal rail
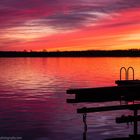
[120,66,134,80]
[127,66,134,80]
[120,67,127,80]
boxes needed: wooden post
[134,109,138,136]
[83,113,87,140]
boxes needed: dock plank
[77,104,140,113]
[67,84,140,94]
[115,80,140,86]
[67,85,140,103]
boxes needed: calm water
[0,57,140,140]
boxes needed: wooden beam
[66,97,121,103]
[77,104,140,113]
[115,80,140,86]
[105,135,140,140]
[116,115,140,123]
[67,85,140,94]
[67,85,140,103]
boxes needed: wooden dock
[66,67,140,139]
[67,84,140,103]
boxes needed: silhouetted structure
[66,67,140,140]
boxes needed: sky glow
[0,0,140,51]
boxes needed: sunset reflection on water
[0,57,140,140]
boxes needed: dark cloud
[40,0,140,30]
[42,11,98,29]
[0,0,70,29]
[106,0,140,12]
[0,0,140,30]
[101,19,140,29]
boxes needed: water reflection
[0,57,140,139]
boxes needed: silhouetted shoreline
[1,49,140,57]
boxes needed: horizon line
[0,48,140,53]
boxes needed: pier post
[134,109,138,136]
[83,113,87,140]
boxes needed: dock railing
[120,66,134,80]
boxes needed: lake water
[0,57,140,140]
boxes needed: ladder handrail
[120,67,127,80]
[120,66,135,80]
[127,66,134,80]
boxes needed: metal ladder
[120,66,134,80]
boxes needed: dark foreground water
[0,57,140,140]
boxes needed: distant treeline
[1,49,140,57]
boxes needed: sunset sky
[0,0,140,51]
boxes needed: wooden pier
[66,67,140,139]
[67,84,140,103]
[67,66,140,103]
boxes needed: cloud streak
[1,0,140,29]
